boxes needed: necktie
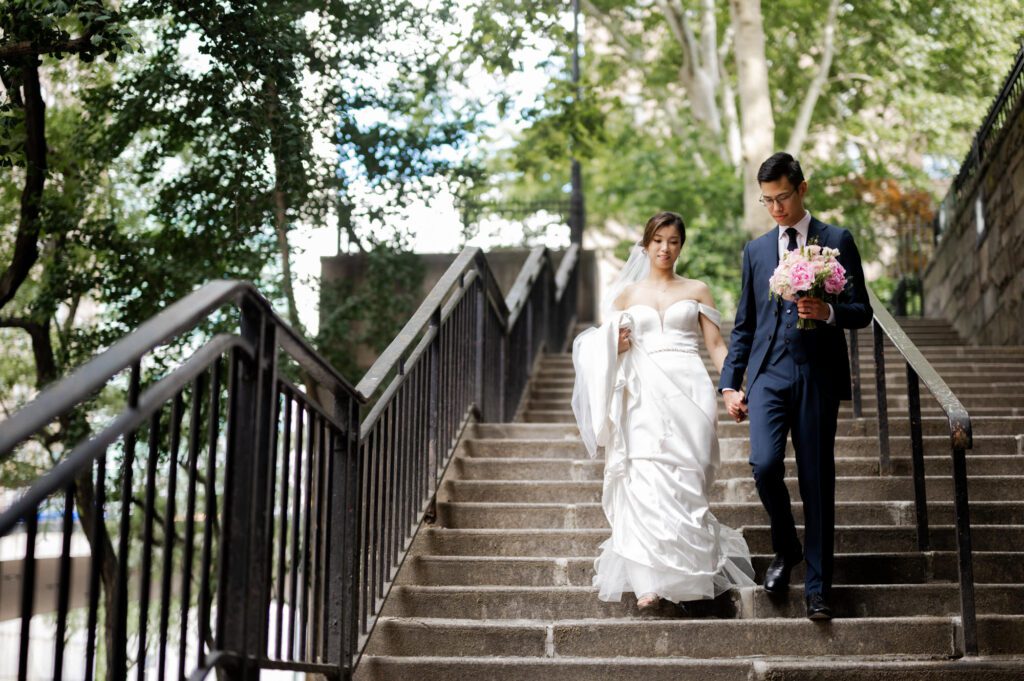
[785,227,799,252]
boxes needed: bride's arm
[695,283,729,375]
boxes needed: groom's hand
[797,296,830,321]
[723,390,748,423]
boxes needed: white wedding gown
[572,299,756,603]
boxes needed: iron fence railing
[0,244,579,681]
[944,41,1024,219]
[848,285,976,655]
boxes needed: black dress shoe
[763,552,801,593]
[806,592,833,620]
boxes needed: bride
[571,211,755,613]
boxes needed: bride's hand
[617,327,631,353]
[724,390,748,422]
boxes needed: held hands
[723,390,748,423]
[797,296,830,321]
[617,326,631,354]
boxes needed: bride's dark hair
[642,211,686,248]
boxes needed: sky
[290,5,581,334]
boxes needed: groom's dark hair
[757,152,805,188]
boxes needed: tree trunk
[74,471,120,678]
[718,27,743,168]
[0,59,46,310]
[264,79,305,336]
[272,187,302,333]
[729,0,776,236]
[655,0,725,147]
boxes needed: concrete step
[356,655,1024,681]
[533,362,1024,380]
[543,353,1024,367]
[410,525,1024,556]
[529,383,1024,399]
[529,378,1023,397]
[523,404,1024,422]
[710,418,1024,438]
[547,344,1019,357]
[363,615,1024,657]
[438,500,1024,529]
[396,552,1024,587]
[380,583,1024,619]
[464,432,1024,458]
[453,455,1024,481]
[444,476,1024,504]
[461,435,1021,461]
[543,347,1024,362]
[473,418,1024,439]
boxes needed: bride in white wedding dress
[572,211,755,612]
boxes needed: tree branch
[0,316,57,390]
[786,0,841,156]
[717,27,742,168]
[700,0,719,89]
[0,31,97,62]
[655,0,700,76]
[0,60,46,311]
[581,0,642,62]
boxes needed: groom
[719,152,872,620]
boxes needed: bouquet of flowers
[769,243,847,329]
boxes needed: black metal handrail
[849,285,976,655]
[0,243,580,680]
[949,41,1024,208]
[348,244,579,656]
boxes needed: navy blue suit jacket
[719,217,873,401]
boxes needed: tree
[2,0,472,673]
[457,0,1022,248]
[1,2,136,672]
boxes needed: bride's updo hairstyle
[642,211,686,248]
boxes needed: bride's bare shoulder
[612,282,640,310]
[682,278,715,306]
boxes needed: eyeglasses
[758,190,796,207]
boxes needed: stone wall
[320,247,598,370]
[923,95,1024,345]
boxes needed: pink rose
[789,261,815,291]
[824,262,847,295]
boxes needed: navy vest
[766,298,807,365]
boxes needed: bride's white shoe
[636,592,660,612]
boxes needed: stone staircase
[356,317,1024,680]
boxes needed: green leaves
[454,0,1021,313]
[0,0,474,413]
[0,0,134,64]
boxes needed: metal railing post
[326,392,360,678]
[426,309,441,519]
[475,277,485,418]
[873,321,891,475]
[952,445,978,655]
[905,364,929,550]
[220,300,277,679]
[849,328,862,418]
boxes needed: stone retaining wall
[923,96,1024,345]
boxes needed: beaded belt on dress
[645,345,699,355]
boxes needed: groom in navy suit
[720,153,872,620]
